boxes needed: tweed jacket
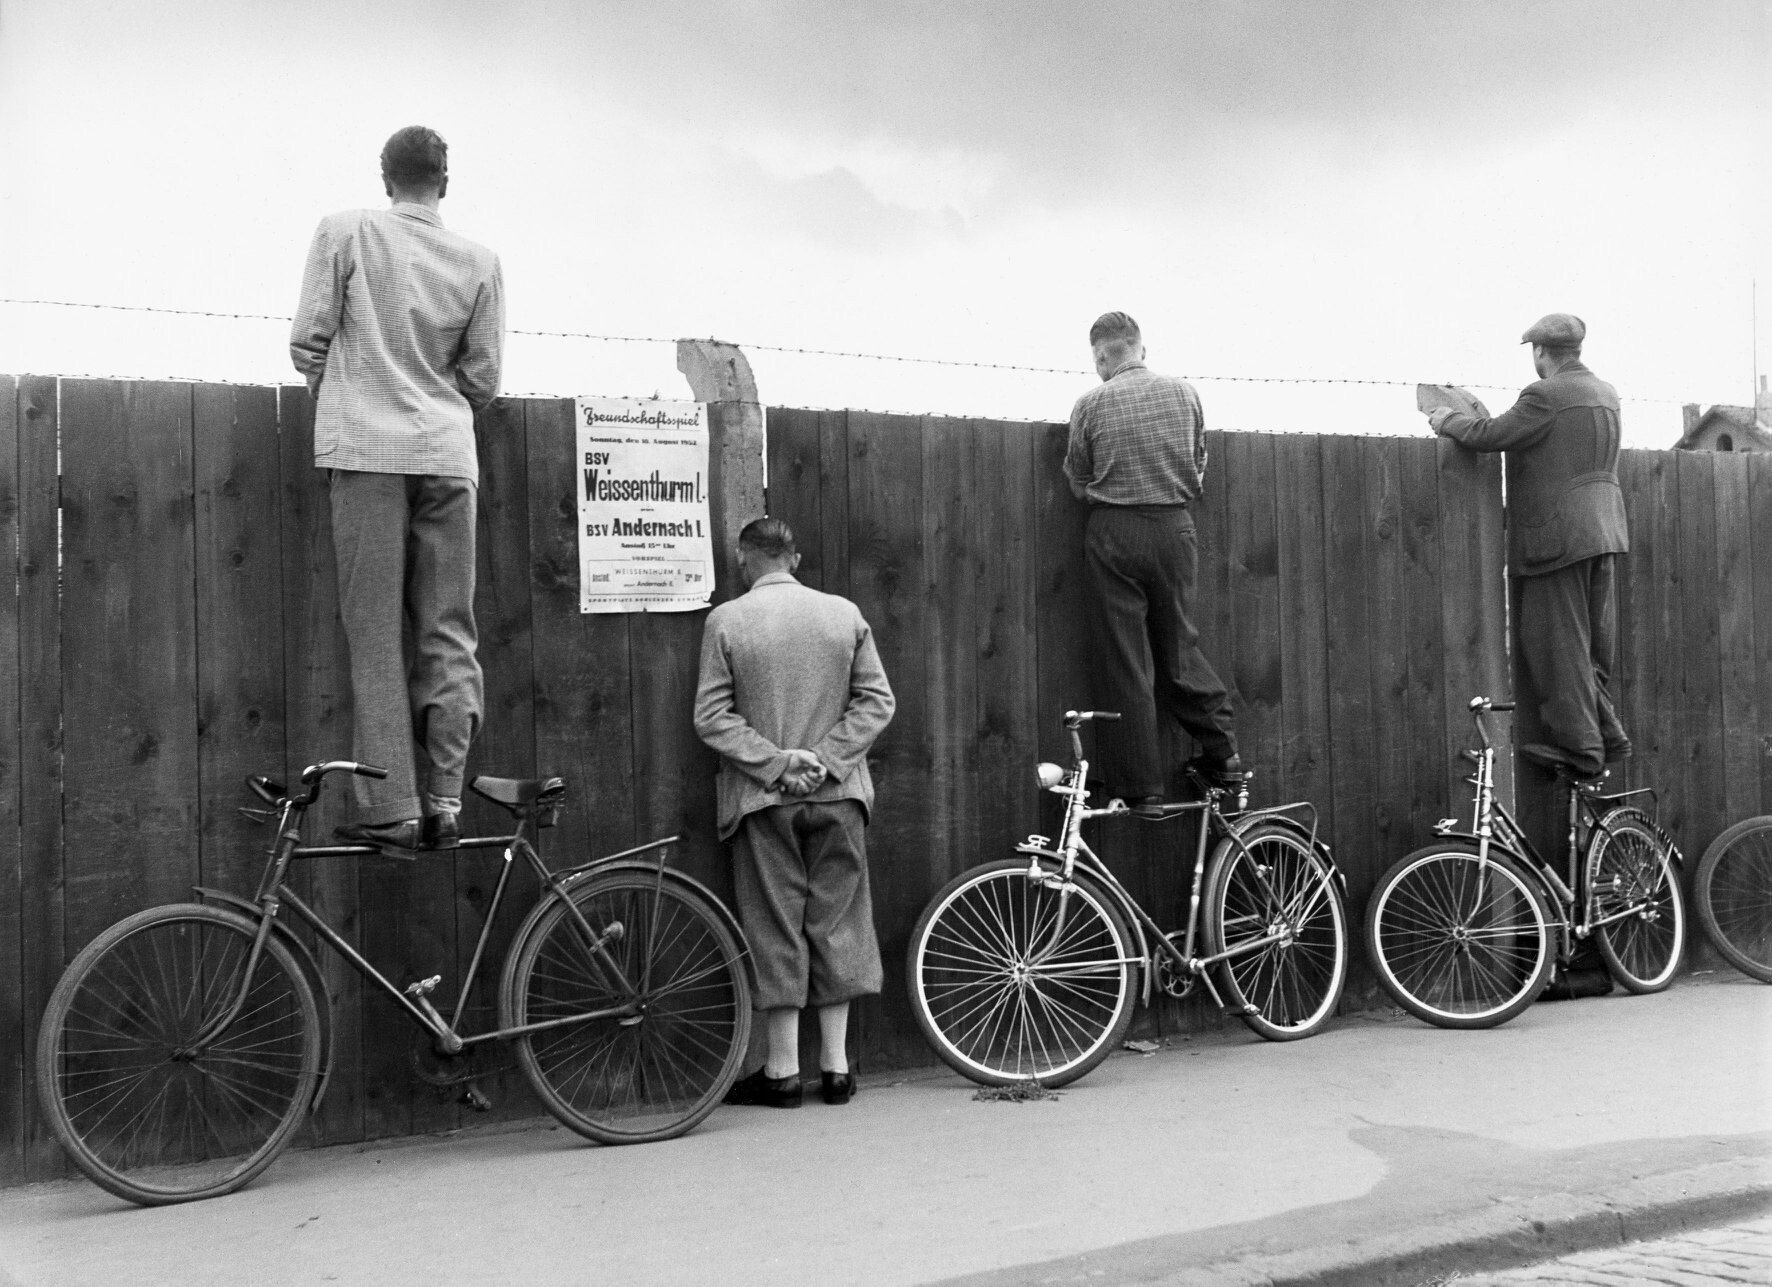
[693,572,895,840]
[1436,358,1629,576]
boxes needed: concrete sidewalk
[2,973,1768,1286]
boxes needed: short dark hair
[1539,343,1582,361]
[1089,311,1141,348]
[380,126,448,187]
[738,517,796,559]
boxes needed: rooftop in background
[1675,376,1772,452]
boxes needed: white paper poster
[575,397,713,613]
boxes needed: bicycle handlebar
[299,760,390,785]
[1063,710,1121,727]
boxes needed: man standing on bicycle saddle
[1424,314,1630,780]
[290,126,505,852]
[1064,312,1240,817]
[694,517,895,1108]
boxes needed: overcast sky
[2,0,1765,446]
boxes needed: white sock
[425,793,461,817]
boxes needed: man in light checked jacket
[290,125,505,853]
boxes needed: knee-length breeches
[731,800,883,1011]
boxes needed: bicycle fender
[511,862,760,995]
[192,886,335,1118]
[1225,814,1347,890]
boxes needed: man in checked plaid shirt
[1064,312,1239,817]
[290,126,505,853]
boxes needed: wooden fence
[3,377,1767,1185]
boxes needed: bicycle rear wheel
[906,859,1136,1087]
[1694,816,1772,983]
[1586,808,1685,993]
[36,904,320,1205]
[504,873,751,1145]
[1203,824,1348,1040]
[1364,844,1554,1029]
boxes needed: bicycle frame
[1433,703,1667,956]
[191,761,680,1063]
[1013,714,1335,1012]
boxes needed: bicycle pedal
[460,1083,492,1113]
[406,974,443,998]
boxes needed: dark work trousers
[1082,505,1237,799]
[731,799,883,1011]
[329,470,483,824]
[1517,553,1628,776]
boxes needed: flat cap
[1520,313,1585,347]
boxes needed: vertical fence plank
[58,380,200,945]
[1753,457,1772,815]
[456,397,543,1124]
[844,411,927,1069]
[1225,434,1283,803]
[974,420,1039,865]
[1675,452,1724,867]
[1273,433,1335,841]
[1320,436,1379,906]
[16,376,63,1179]
[1435,441,1511,818]
[1358,438,1414,879]
[763,407,825,586]
[277,384,365,1146]
[922,416,980,888]
[527,397,638,861]
[1396,438,1450,847]
[193,385,287,895]
[0,378,21,1185]
[1711,451,1759,844]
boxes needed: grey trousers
[1082,505,1237,798]
[328,470,483,823]
[1517,554,1628,776]
[731,800,883,1011]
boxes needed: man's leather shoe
[723,1068,803,1108]
[423,812,461,850]
[1186,753,1244,783]
[335,819,421,853]
[821,1071,857,1105]
[1131,795,1168,819]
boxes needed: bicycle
[1363,697,1686,1029]
[36,760,753,1206]
[905,710,1349,1087]
[1694,815,1772,983]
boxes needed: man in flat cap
[1425,314,1630,778]
[1065,311,1240,814]
[291,126,505,851]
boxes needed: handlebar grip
[1488,702,1515,713]
[353,762,390,780]
[1086,710,1122,722]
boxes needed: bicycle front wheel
[1587,808,1685,993]
[36,904,320,1205]
[906,859,1136,1087]
[1203,824,1348,1040]
[1364,844,1554,1029]
[504,873,751,1145]
[1694,816,1772,983]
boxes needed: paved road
[1447,1212,1772,1284]
[1,973,1767,1285]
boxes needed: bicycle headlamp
[1035,762,1065,789]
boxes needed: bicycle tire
[36,903,321,1205]
[1364,844,1554,1029]
[1694,816,1772,983]
[502,872,751,1145]
[906,859,1136,1087]
[1203,824,1348,1040]
[1586,808,1686,993]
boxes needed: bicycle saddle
[470,776,566,809]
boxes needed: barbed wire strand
[0,296,1709,405]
